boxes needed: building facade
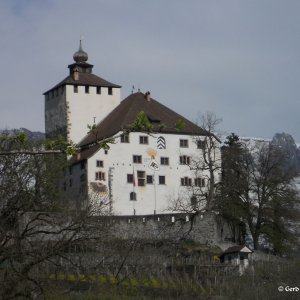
[44,43,221,215]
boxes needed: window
[69,166,72,175]
[80,161,85,170]
[147,175,153,184]
[74,85,78,93]
[96,160,104,168]
[96,86,101,94]
[95,171,105,181]
[127,174,133,183]
[104,150,108,155]
[137,171,145,186]
[139,136,148,144]
[181,177,192,186]
[159,176,166,185]
[85,86,89,94]
[160,157,169,165]
[108,87,113,95]
[179,155,191,165]
[133,155,142,164]
[195,178,205,187]
[130,192,137,201]
[197,140,206,149]
[120,134,129,143]
[180,139,188,148]
[191,196,197,208]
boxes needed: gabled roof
[44,72,121,95]
[220,245,253,258]
[71,92,210,162]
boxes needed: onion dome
[73,40,88,63]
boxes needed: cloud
[0,0,299,141]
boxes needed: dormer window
[108,87,113,95]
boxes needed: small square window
[85,86,89,94]
[195,178,205,187]
[96,86,101,94]
[120,134,129,143]
[179,155,190,165]
[127,174,133,183]
[160,157,169,165]
[74,85,78,93]
[197,140,206,149]
[159,176,165,185]
[108,87,113,95]
[147,175,153,184]
[139,136,148,144]
[96,160,104,168]
[181,177,192,186]
[180,139,188,148]
[95,171,105,181]
[130,192,137,201]
[133,155,142,164]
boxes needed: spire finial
[73,37,88,63]
[79,35,84,51]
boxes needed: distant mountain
[237,133,300,174]
[271,132,300,173]
[0,128,45,141]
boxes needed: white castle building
[44,42,221,215]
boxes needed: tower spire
[73,39,88,63]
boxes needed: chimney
[145,91,151,102]
[76,152,81,161]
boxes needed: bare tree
[220,135,300,253]
[0,132,114,299]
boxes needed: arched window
[130,192,137,201]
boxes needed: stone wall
[107,212,234,249]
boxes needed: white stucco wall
[45,85,121,144]
[81,132,221,215]
[65,85,121,144]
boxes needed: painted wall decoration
[89,181,108,194]
[148,159,159,171]
[147,148,157,158]
[157,136,166,149]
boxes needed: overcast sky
[0,0,299,141]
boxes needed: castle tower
[44,41,121,144]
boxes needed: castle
[44,42,221,215]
